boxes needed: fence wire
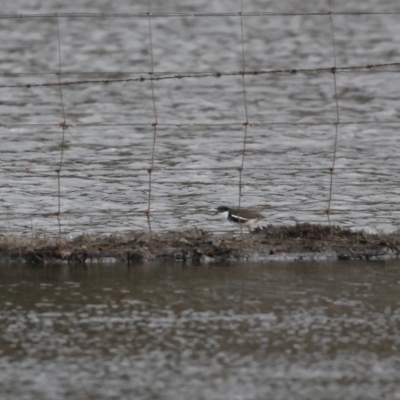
[326,1,339,226]
[1,63,400,90]
[145,5,158,233]
[2,11,400,18]
[237,0,250,234]
[1,8,400,235]
[55,15,67,240]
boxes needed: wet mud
[1,223,399,265]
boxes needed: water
[1,0,400,235]
[0,260,400,399]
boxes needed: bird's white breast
[221,211,230,219]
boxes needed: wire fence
[1,6,400,236]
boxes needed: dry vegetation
[1,223,399,265]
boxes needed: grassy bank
[1,223,399,265]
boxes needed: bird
[214,205,264,232]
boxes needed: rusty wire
[0,119,400,128]
[0,62,399,90]
[145,7,158,233]
[2,67,400,77]
[326,2,340,227]
[3,165,400,176]
[2,204,399,222]
[2,11,400,19]
[237,0,250,235]
[55,15,67,241]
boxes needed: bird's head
[214,205,230,215]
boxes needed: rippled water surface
[1,261,400,399]
[1,0,400,234]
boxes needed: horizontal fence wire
[1,63,400,89]
[2,11,400,18]
[3,207,400,219]
[2,121,400,127]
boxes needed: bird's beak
[213,210,220,215]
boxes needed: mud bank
[1,224,399,265]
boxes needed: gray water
[1,260,400,399]
[2,0,400,235]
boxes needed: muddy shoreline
[1,224,399,265]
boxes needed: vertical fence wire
[146,5,158,233]
[55,15,67,241]
[238,0,250,234]
[326,3,340,227]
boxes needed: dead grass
[1,223,399,264]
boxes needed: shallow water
[1,0,400,235]
[1,261,400,399]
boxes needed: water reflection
[0,261,400,399]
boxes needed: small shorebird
[214,205,264,232]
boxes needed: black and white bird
[214,205,264,232]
